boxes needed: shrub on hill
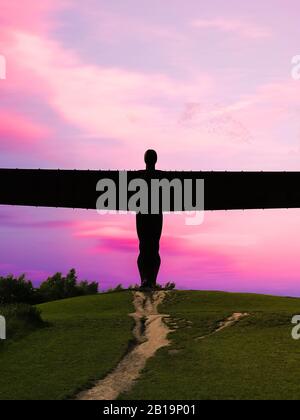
[0,275,36,305]
[0,269,99,305]
[0,304,45,343]
[127,282,176,291]
[107,284,125,293]
[38,269,99,302]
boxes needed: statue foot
[141,279,156,290]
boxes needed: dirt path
[77,291,171,400]
[196,312,249,341]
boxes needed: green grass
[0,292,134,400]
[121,291,300,400]
[2,290,300,400]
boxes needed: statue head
[144,149,157,171]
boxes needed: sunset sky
[1,0,300,294]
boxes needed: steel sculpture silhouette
[1,150,300,287]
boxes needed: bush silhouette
[0,269,98,305]
[38,269,98,302]
[0,275,36,305]
[0,304,45,342]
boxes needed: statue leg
[136,214,163,288]
[138,245,161,288]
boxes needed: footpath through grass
[0,292,133,400]
[121,291,300,400]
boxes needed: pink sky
[1,0,300,294]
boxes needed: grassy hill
[121,291,300,400]
[0,292,134,400]
[1,290,300,400]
